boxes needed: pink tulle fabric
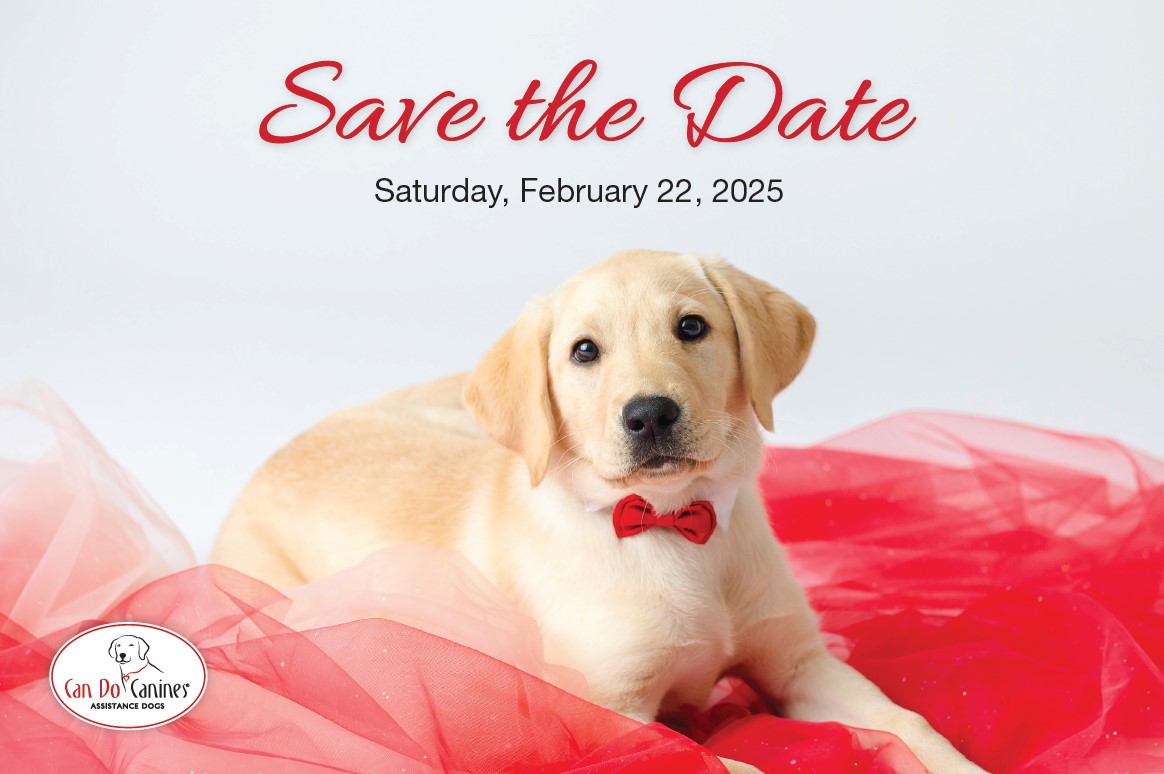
[1,381,1161,772]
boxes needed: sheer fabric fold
[2,384,1160,772]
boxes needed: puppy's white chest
[518,519,737,709]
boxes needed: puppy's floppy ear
[463,298,556,487]
[136,637,149,660]
[109,639,117,660]
[703,258,816,431]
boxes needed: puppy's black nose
[622,396,680,444]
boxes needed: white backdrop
[2,2,1161,560]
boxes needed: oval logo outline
[49,622,208,731]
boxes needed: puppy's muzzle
[622,396,680,446]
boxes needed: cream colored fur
[213,250,986,773]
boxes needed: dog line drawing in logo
[108,635,164,688]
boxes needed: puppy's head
[464,251,814,506]
[108,635,148,665]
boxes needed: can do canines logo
[50,623,207,730]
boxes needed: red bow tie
[612,494,717,544]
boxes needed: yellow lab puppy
[213,250,985,773]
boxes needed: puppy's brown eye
[572,339,599,364]
[677,315,708,341]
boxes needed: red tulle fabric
[1,382,1161,772]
